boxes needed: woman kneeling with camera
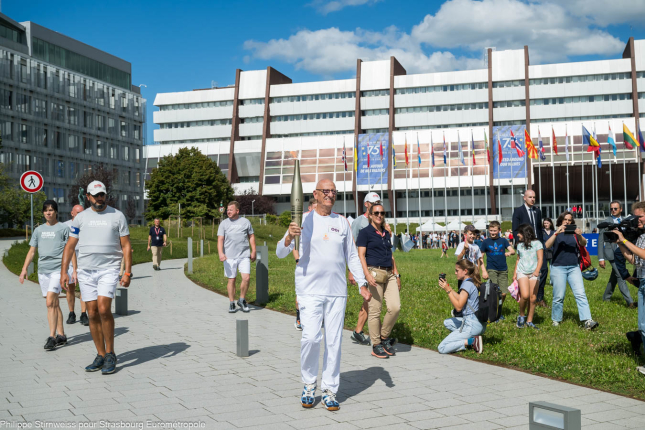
[437,260,484,354]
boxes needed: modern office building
[148,38,645,226]
[0,13,146,223]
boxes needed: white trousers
[298,295,347,394]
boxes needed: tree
[234,188,275,216]
[0,164,47,227]
[145,147,234,221]
[68,164,117,209]
[124,198,138,223]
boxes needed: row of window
[530,93,632,106]
[240,98,264,105]
[398,123,489,131]
[0,22,22,43]
[361,90,389,97]
[271,111,355,122]
[395,102,488,114]
[159,119,232,129]
[362,109,389,116]
[638,72,645,79]
[158,100,234,111]
[240,116,263,124]
[272,130,353,138]
[153,137,230,144]
[395,82,487,95]
[270,92,356,104]
[492,80,525,88]
[493,100,526,108]
[529,72,631,86]
[531,114,630,124]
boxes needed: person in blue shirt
[481,221,515,313]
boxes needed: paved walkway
[1,237,644,429]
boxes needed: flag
[367,148,370,168]
[353,135,358,172]
[537,128,546,161]
[623,123,637,149]
[393,145,397,169]
[511,130,525,157]
[431,133,435,167]
[551,127,558,155]
[471,131,476,165]
[443,133,447,165]
[607,124,617,156]
[341,139,348,171]
[497,134,503,165]
[565,127,570,162]
[510,130,516,148]
[582,125,600,154]
[417,133,421,165]
[525,129,538,159]
[379,137,384,161]
[404,134,409,166]
[458,132,465,166]
[638,123,645,153]
[484,130,490,164]
[597,145,602,168]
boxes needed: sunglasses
[372,211,385,216]
[315,189,337,196]
[611,207,620,211]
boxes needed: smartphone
[564,224,577,234]
[439,273,446,280]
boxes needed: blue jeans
[438,314,485,354]
[639,279,645,346]
[551,265,592,322]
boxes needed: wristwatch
[394,273,401,279]
[360,282,368,289]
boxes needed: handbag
[575,235,592,271]
[369,267,389,284]
[508,280,521,302]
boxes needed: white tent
[474,219,487,230]
[446,220,467,231]
[416,221,446,232]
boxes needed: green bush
[278,211,291,227]
[266,214,277,224]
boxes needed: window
[240,98,264,105]
[158,100,234,111]
[16,93,30,114]
[270,92,355,103]
[56,161,65,178]
[395,82,487,94]
[97,140,105,157]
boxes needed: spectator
[441,237,448,258]
[577,205,583,218]
[538,217,556,307]
[545,212,599,330]
[481,221,514,314]
[437,260,485,354]
[455,225,488,280]
[512,224,544,329]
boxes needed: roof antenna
[211,80,217,89]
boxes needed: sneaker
[516,315,526,329]
[237,298,250,313]
[228,302,237,313]
[351,331,371,345]
[101,352,117,374]
[152,264,158,270]
[628,302,638,309]
[472,335,483,354]
[584,319,599,331]
[85,354,104,372]
[66,311,76,324]
[80,312,89,326]
[381,342,396,356]
[552,321,560,327]
[300,383,316,408]
[526,322,539,330]
[637,366,645,376]
[44,336,57,351]
[55,334,67,346]
[294,319,303,331]
[321,389,340,411]
[371,344,389,359]
[381,337,398,348]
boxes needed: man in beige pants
[147,218,167,270]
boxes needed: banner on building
[492,125,528,180]
[356,133,389,186]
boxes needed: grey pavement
[1,237,644,429]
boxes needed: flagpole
[538,128,542,215]
[497,135,501,222]
[551,126,556,219]
[431,132,435,230]
[622,121,627,208]
[444,132,448,230]
[638,121,642,201]
[566,125,570,210]
[379,135,384,213]
[405,133,410,233]
[417,133,422,233]
[367,135,371,193]
[342,138,346,217]
[458,130,462,228]
[471,130,475,225]
[581,124,585,225]
[484,130,488,222]
[594,123,599,225]
[391,135,397,235]
[510,130,514,216]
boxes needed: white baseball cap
[87,180,107,195]
[364,192,381,204]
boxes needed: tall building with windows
[148,39,645,225]
[0,13,146,222]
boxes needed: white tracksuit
[277,210,366,393]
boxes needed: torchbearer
[277,179,367,411]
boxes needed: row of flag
[340,123,645,172]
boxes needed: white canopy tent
[446,221,467,231]
[416,221,447,232]
[473,219,487,231]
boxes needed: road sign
[20,171,44,193]
[219,206,225,213]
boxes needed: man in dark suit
[512,189,548,306]
[598,200,636,308]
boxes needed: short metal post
[255,241,269,305]
[187,237,193,274]
[236,319,249,357]
[200,239,204,257]
[115,288,128,316]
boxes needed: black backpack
[461,280,503,323]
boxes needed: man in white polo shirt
[64,204,88,326]
[277,179,368,412]
[60,181,132,375]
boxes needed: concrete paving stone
[68,402,134,416]
[584,408,641,422]
[227,413,293,428]
[285,415,346,428]
[306,423,360,430]
[438,421,502,430]
[331,408,385,423]
[461,409,507,422]
[432,402,491,416]
[128,402,188,416]
[152,407,214,421]
[8,402,73,416]
[582,423,630,430]
[488,414,529,427]
[407,416,471,429]
[81,409,137,421]
[377,403,435,417]
[18,409,76,421]
[205,400,266,416]
[395,409,448,422]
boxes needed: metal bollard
[236,319,249,357]
[187,237,193,274]
[255,242,269,305]
[115,288,128,316]
[200,239,203,257]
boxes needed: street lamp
[252,200,256,217]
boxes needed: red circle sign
[20,171,44,193]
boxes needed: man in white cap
[60,181,132,375]
[349,192,382,346]
[64,204,88,326]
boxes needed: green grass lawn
[187,223,645,401]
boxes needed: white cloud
[308,0,382,15]
[543,0,645,27]
[244,0,628,77]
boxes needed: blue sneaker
[101,352,117,375]
[516,315,526,329]
[85,354,104,372]
[526,322,539,330]
[322,389,340,411]
[301,383,316,408]
[493,315,506,324]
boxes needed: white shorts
[224,258,251,278]
[38,272,62,297]
[77,269,120,302]
[517,272,538,281]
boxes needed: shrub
[266,214,277,224]
[278,211,291,227]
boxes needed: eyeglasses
[611,207,620,211]
[315,189,337,196]
[372,211,385,216]
[93,193,106,198]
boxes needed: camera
[598,215,641,243]
[439,273,446,280]
[563,224,578,234]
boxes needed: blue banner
[492,125,527,180]
[582,233,599,256]
[356,133,389,186]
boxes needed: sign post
[20,171,44,237]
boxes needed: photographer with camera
[599,201,636,308]
[545,211,599,330]
[613,201,645,374]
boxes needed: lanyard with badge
[154,226,161,241]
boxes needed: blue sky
[6,0,645,141]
